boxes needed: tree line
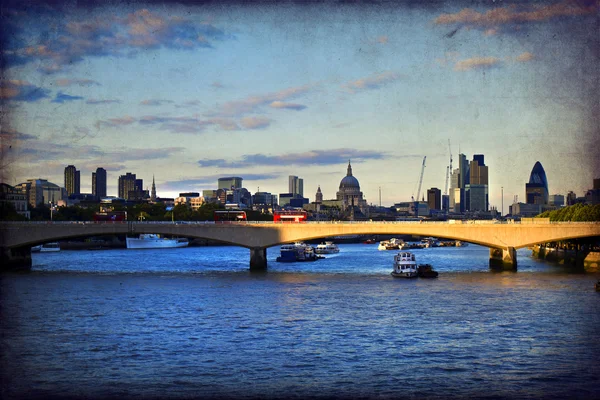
[536,203,600,222]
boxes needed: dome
[339,161,360,190]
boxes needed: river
[1,244,599,399]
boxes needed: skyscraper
[526,161,549,205]
[151,175,157,202]
[218,177,243,190]
[427,188,441,211]
[118,172,137,200]
[92,167,107,199]
[64,165,80,196]
[467,155,489,212]
[289,175,304,197]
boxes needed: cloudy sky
[1,0,598,208]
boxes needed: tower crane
[412,156,426,217]
[444,139,453,196]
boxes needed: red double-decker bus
[93,211,127,222]
[214,210,247,223]
[273,209,308,223]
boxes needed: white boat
[315,241,340,254]
[391,251,418,278]
[126,234,189,249]
[32,243,60,252]
[277,242,320,262]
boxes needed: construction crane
[444,139,453,196]
[411,156,426,217]
[443,166,449,196]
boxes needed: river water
[1,244,599,399]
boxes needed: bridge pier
[249,247,267,270]
[489,247,517,270]
[1,246,32,271]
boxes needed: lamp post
[49,202,54,221]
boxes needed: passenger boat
[277,242,321,262]
[417,264,439,278]
[391,251,418,278]
[126,234,189,249]
[32,243,61,252]
[315,241,340,254]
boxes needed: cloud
[138,115,212,133]
[434,1,597,34]
[95,115,137,128]
[269,101,307,111]
[175,100,201,108]
[198,148,388,168]
[0,127,37,141]
[515,52,534,62]
[162,173,280,190]
[4,8,230,73]
[140,99,174,106]
[377,35,389,44]
[211,84,312,117]
[240,116,272,130]
[86,99,122,104]
[52,92,85,103]
[0,80,51,102]
[454,57,501,71]
[211,82,225,89]
[208,118,240,131]
[55,78,100,87]
[343,71,402,93]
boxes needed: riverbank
[531,245,600,272]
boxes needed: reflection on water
[1,244,599,399]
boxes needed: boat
[32,242,60,252]
[391,251,418,278]
[455,241,468,247]
[315,241,340,254]
[277,242,321,262]
[417,264,439,278]
[126,234,189,249]
[378,238,403,251]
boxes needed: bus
[273,209,308,223]
[214,210,247,223]
[93,211,127,222]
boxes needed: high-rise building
[566,191,577,206]
[289,176,304,197]
[526,161,549,205]
[467,155,489,211]
[218,177,243,190]
[427,188,441,211]
[64,165,80,196]
[118,172,137,200]
[549,194,564,207]
[92,167,107,199]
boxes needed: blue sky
[1,0,598,208]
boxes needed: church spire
[347,160,353,176]
[151,175,157,202]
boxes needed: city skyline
[1,0,598,207]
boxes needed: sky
[1,0,598,209]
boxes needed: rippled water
[1,244,599,399]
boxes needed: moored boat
[34,242,60,252]
[391,251,418,278]
[378,238,403,251]
[315,241,340,254]
[417,264,439,278]
[126,234,188,249]
[277,242,321,262]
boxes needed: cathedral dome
[339,161,360,190]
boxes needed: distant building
[427,188,441,211]
[566,191,577,206]
[15,179,66,207]
[336,161,367,213]
[289,175,304,197]
[64,165,80,196]
[526,161,549,205]
[315,186,323,204]
[0,183,30,219]
[548,194,564,207]
[92,167,107,199]
[150,176,157,202]
[218,177,243,190]
[118,173,137,200]
[510,202,541,217]
[252,191,274,206]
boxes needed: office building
[526,161,549,205]
[92,167,107,199]
[218,177,243,190]
[427,188,441,211]
[289,175,304,197]
[118,173,137,200]
[548,194,564,207]
[15,179,66,207]
[64,165,80,196]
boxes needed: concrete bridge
[1,220,599,270]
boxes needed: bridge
[1,220,599,270]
